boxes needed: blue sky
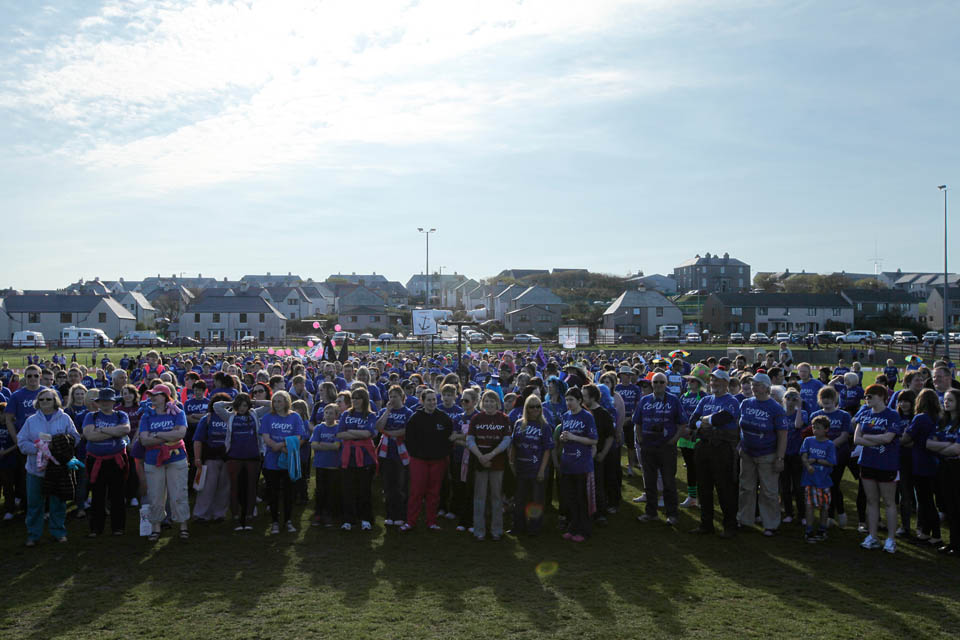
[1,0,957,290]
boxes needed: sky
[1,0,958,290]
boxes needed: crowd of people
[1,342,958,555]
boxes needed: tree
[852,278,889,290]
[753,273,780,292]
[783,274,817,293]
[815,274,854,294]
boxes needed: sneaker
[270,523,280,535]
[562,532,574,540]
[570,534,585,543]
[468,527,474,534]
[679,497,698,508]
[384,519,395,526]
[428,524,442,531]
[25,539,37,547]
[444,512,457,520]
[857,523,868,534]
[637,514,657,523]
[666,516,679,526]
[826,518,837,528]
[633,493,647,503]
[837,513,847,527]
[130,498,139,507]
[895,527,908,538]
[782,516,793,524]
[883,538,896,554]
[456,525,466,532]
[438,509,446,516]
[805,531,818,544]
[394,520,405,527]
[399,523,413,532]
[286,521,297,533]
[361,520,372,531]
[606,506,617,515]
[860,534,881,550]
[491,535,501,542]
[341,523,352,531]
[814,529,828,542]
[311,515,323,528]
[234,525,244,532]
[243,525,254,531]
[2,512,13,521]
[763,528,777,537]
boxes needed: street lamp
[417,228,436,306]
[939,185,948,357]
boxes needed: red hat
[148,384,173,400]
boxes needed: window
[28,313,40,323]
[738,278,744,287]
[259,313,265,322]
[370,315,380,322]
[877,303,887,312]
[832,308,842,316]
[212,313,221,323]
[731,307,742,316]
[287,298,296,305]
[98,312,106,323]
[701,278,707,287]
[60,312,71,323]
[782,308,790,316]
[239,313,247,323]
[350,316,358,323]
[520,314,529,321]
[757,307,767,315]
[259,331,265,340]
[632,307,640,315]
[656,307,664,317]
[807,308,816,316]
[856,303,863,311]
[739,266,744,274]
[194,331,200,338]
[290,312,296,319]
[720,266,725,274]
[539,314,550,322]
[194,313,200,323]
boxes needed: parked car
[515,333,541,344]
[879,334,895,345]
[304,335,322,344]
[172,336,201,347]
[838,330,877,344]
[774,332,791,344]
[466,332,485,343]
[922,331,944,345]
[729,332,745,344]
[357,333,375,344]
[377,333,394,342]
[814,331,836,344]
[686,333,702,343]
[12,330,46,347]
[894,331,918,344]
[333,331,357,344]
[789,333,805,344]
[749,332,771,344]
[950,332,960,344]
[118,331,167,347]
[491,333,505,343]
[239,335,257,345]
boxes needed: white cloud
[4,0,710,189]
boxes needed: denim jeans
[26,473,67,541]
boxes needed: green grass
[2,448,957,640]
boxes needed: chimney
[705,252,711,259]
[637,283,646,291]
[198,273,202,278]
[266,272,271,276]
[723,252,729,260]
[288,271,291,276]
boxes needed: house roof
[301,284,334,299]
[505,304,561,316]
[125,291,156,311]
[841,289,916,304]
[604,289,676,315]
[710,293,850,307]
[339,306,387,315]
[339,286,386,308]
[326,273,389,284]
[495,269,549,280]
[184,297,285,317]
[675,253,748,268]
[2,294,135,319]
[512,286,564,306]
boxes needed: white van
[118,331,167,347]
[12,330,46,347]
[61,326,114,348]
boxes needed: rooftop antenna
[868,238,883,279]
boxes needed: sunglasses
[25,374,39,379]
[652,381,667,385]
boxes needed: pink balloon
[267,348,275,355]
[285,348,292,356]
[307,340,314,347]
[299,348,306,355]
[312,321,320,329]
[334,324,342,332]
[331,340,337,348]
[317,347,324,357]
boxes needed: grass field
[2,441,957,640]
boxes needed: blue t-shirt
[227,413,261,460]
[833,366,850,378]
[337,410,378,468]
[932,422,960,461]
[139,408,188,466]
[559,409,597,474]
[837,385,864,412]
[184,396,210,417]
[4,387,43,432]
[0,413,18,469]
[632,392,686,447]
[438,403,464,426]
[690,393,742,432]
[738,397,788,457]
[616,384,641,418]
[259,413,307,471]
[378,405,414,460]
[680,392,704,422]
[856,408,902,471]
[512,419,555,478]
[194,413,229,459]
[810,408,853,449]
[310,423,341,468]
[799,379,824,415]
[800,436,837,488]
[883,366,899,385]
[81,411,130,456]
[905,413,940,477]
[784,410,809,456]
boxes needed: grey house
[602,288,683,338]
[117,292,158,328]
[178,297,286,342]
[925,287,960,331]
[841,289,919,323]
[337,287,389,332]
[504,305,564,335]
[673,252,750,293]
[0,294,136,342]
[703,293,853,334]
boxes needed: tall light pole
[417,228,436,306]
[939,185,948,357]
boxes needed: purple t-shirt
[738,397,787,457]
[227,412,261,460]
[338,410,378,468]
[511,419,555,478]
[856,408,902,471]
[310,423,341,469]
[800,436,836,488]
[559,409,597,474]
[784,410,809,456]
[905,413,939,477]
[810,408,853,447]
[139,408,188,466]
[259,413,307,470]
[377,405,413,460]
[81,410,130,456]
